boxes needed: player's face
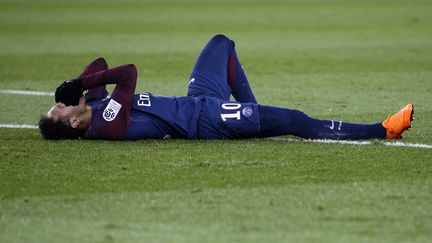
[47,96,86,121]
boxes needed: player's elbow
[125,64,137,75]
[124,64,138,82]
[93,57,108,69]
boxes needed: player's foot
[382,104,414,139]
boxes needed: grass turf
[1,0,431,242]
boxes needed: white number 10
[220,103,241,121]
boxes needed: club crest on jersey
[242,107,253,117]
[103,99,122,122]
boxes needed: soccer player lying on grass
[39,34,414,140]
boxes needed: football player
[39,35,414,140]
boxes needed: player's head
[38,96,87,139]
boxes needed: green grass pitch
[1,0,432,242]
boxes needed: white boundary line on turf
[269,137,373,145]
[0,124,38,129]
[267,137,432,149]
[382,141,432,149]
[0,89,54,96]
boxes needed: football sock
[258,105,386,140]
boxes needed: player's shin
[258,105,386,140]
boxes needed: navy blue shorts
[196,97,260,139]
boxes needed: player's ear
[70,116,80,129]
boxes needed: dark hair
[38,115,85,140]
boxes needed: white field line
[0,124,38,129]
[382,141,432,149]
[0,89,54,96]
[267,137,432,149]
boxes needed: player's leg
[188,34,257,102]
[188,34,231,100]
[228,46,257,103]
[258,105,389,140]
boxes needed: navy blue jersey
[85,92,260,140]
[86,93,202,140]
[124,93,202,139]
[86,97,176,140]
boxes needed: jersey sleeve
[78,57,109,103]
[82,64,138,139]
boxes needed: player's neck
[78,105,92,129]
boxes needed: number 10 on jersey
[220,103,241,121]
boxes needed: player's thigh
[187,34,233,100]
[197,98,261,139]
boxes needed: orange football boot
[382,104,414,139]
